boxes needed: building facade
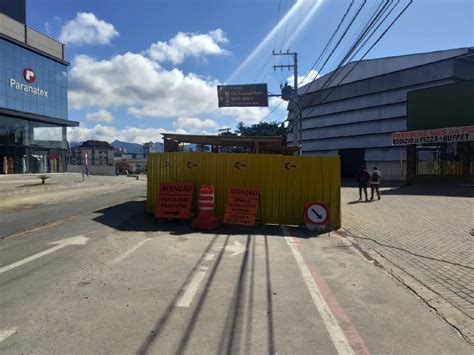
[288,48,474,180]
[0,3,78,174]
[143,141,155,155]
[71,140,115,166]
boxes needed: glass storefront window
[30,121,67,150]
[1,116,68,173]
[0,116,26,145]
[416,142,465,176]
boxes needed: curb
[0,173,81,178]
[0,181,96,197]
[334,228,474,346]
[0,179,144,199]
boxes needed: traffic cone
[192,185,220,230]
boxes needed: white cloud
[146,29,229,65]
[173,117,218,133]
[67,124,167,144]
[219,107,270,125]
[59,12,119,45]
[67,30,285,126]
[68,53,218,118]
[288,69,320,87]
[86,109,114,123]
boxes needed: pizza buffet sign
[392,125,474,146]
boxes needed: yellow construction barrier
[147,152,341,229]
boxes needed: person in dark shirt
[356,165,370,201]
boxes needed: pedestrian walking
[370,167,382,200]
[356,165,370,201]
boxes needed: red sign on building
[155,182,193,219]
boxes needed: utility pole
[273,50,301,151]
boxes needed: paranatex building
[288,47,474,182]
[0,1,78,174]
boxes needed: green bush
[38,175,50,184]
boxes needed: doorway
[339,148,365,178]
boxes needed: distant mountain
[111,140,164,154]
[111,140,143,154]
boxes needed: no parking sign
[304,202,329,225]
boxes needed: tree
[236,121,287,145]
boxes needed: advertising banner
[392,125,474,146]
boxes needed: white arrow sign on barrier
[0,235,89,274]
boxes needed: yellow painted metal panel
[146,152,341,228]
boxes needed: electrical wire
[308,0,413,114]
[287,0,411,132]
[297,0,355,94]
[280,0,293,50]
[311,0,367,86]
[260,100,285,122]
[314,0,392,93]
[288,0,306,50]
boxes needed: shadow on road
[92,200,328,238]
[380,185,474,198]
[91,200,329,353]
[136,232,278,354]
[136,234,222,355]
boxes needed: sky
[27,0,473,144]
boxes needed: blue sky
[27,0,473,143]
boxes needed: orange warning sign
[155,182,193,219]
[224,186,259,225]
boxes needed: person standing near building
[356,165,370,201]
[370,167,382,200]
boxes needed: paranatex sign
[392,125,474,146]
[9,68,48,97]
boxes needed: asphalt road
[0,181,146,239]
[0,184,472,354]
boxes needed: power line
[315,0,393,93]
[311,0,367,86]
[297,0,355,93]
[255,0,286,84]
[309,0,413,112]
[315,0,400,98]
[280,0,293,50]
[288,0,409,133]
[288,0,306,49]
[273,0,283,50]
[260,99,285,122]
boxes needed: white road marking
[175,252,214,308]
[111,238,152,264]
[0,236,89,274]
[220,241,246,256]
[0,328,17,342]
[281,226,354,355]
[204,253,215,262]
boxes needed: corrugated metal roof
[300,47,473,95]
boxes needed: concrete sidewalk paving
[0,173,145,197]
[340,184,474,344]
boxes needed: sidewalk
[0,173,145,197]
[340,185,474,344]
